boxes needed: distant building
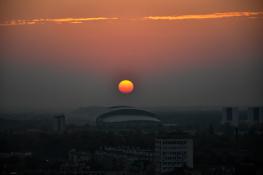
[221,107,263,127]
[155,135,193,174]
[96,146,154,162]
[67,106,162,128]
[0,152,32,159]
[221,107,239,126]
[54,114,66,133]
[96,106,161,129]
[248,107,263,125]
[69,149,91,163]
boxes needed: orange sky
[1,0,263,20]
[0,0,263,110]
[1,11,262,73]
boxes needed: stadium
[67,106,161,128]
[96,106,161,128]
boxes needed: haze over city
[1,0,263,111]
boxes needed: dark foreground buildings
[0,106,263,174]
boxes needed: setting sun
[118,80,134,94]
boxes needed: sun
[118,80,134,94]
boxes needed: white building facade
[155,138,193,174]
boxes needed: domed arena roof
[96,108,160,123]
[66,106,160,127]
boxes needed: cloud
[0,17,119,26]
[1,11,262,26]
[144,11,263,21]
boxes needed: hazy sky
[0,0,263,111]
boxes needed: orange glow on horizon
[0,17,119,26]
[1,11,263,26]
[118,80,134,94]
[143,11,263,21]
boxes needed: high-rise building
[248,107,263,125]
[155,136,193,174]
[54,114,66,133]
[221,107,239,126]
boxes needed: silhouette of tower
[248,107,263,125]
[221,107,239,126]
[54,114,66,133]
